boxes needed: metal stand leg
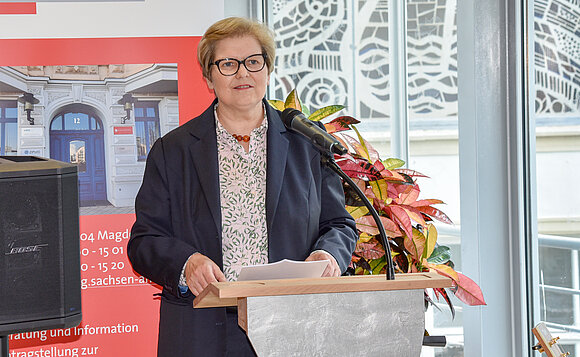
[0,335,8,357]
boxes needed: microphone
[281,108,348,155]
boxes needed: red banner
[0,3,36,15]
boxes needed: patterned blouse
[214,106,269,281]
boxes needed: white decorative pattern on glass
[534,0,580,115]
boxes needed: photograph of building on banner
[0,63,179,214]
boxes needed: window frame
[0,100,18,156]
[134,100,161,162]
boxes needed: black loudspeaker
[0,156,81,335]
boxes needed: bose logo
[5,243,48,255]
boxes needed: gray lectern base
[243,289,423,357]
[194,273,452,357]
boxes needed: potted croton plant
[269,90,486,316]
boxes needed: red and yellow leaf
[417,206,453,225]
[357,232,374,243]
[379,216,402,237]
[364,186,377,200]
[425,261,459,282]
[387,205,413,241]
[324,116,359,134]
[432,287,456,319]
[325,123,345,134]
[410,199,444,207]
[284,89,302,111]
[355,216,380,235]
[395,168,429,178]
[377,162,408,184]
[404,228,426,261]
[423,223,438,259]
[346,205,369,219]
[341,134,370,161]
[452,272,487,306]
[355,215,401,237]
[402,206,427,228]
[373,160,385,171]
[351,125,380,163]
[398,185,420,205]
[355,241,384,260]
[370,179,388,201]
[336,156,382,181]
[268,99,285,112]
[352,178,366,193]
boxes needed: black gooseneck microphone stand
[321,152,396,280]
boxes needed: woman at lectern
[128,17,357,357]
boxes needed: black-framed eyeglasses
[210,53,267,76]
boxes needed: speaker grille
[1,176,62,323]
[0,157,81,334]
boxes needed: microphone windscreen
[280,108,303,128]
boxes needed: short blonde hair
[197,17,276,80]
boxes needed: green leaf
[308,105,345,122]
[427,245,451,264]
[299,96,310,117]
[370,256,387,274]
[383,158,405,170]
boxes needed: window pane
[51,116,63,131]
[134,107,144,117]
[533,0,580,354]
[70,140,87,173]
[146,107,156,117]
[5,107,17,119]
[64,113,90,130]
[135,121,147,161]
[147,121,160,152]
[4,122,17,155]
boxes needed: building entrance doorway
[49,104,107,205]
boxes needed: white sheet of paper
[237,259,329,281]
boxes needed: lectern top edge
[193,272,452,309]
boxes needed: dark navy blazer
[128,99,357,356]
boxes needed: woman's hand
[184,253,227,296]
[306,251,341,277]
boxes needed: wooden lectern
[194,272,452,356]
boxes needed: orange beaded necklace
[232,134,250,142]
